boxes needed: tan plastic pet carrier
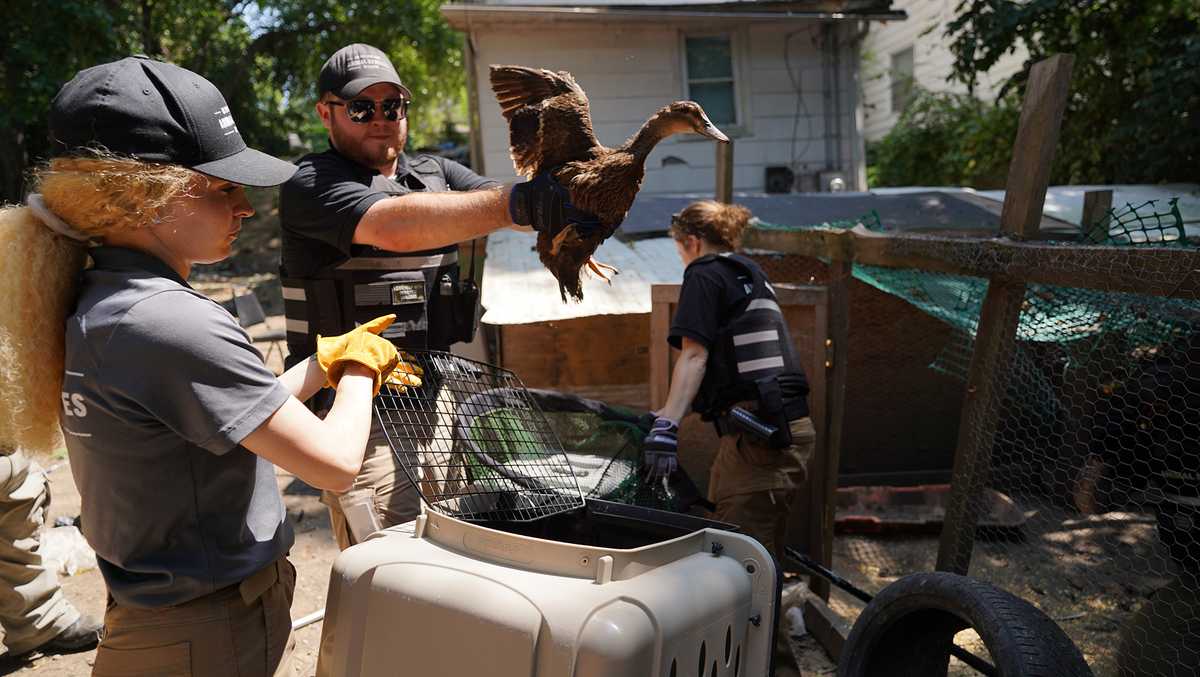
[316,352,780,677]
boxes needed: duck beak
[699,122,729,143]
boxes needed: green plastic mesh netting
[465,390,708,512]
[756,198,1194,383]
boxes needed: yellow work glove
[384,351,424,392]
[316,315,400,395]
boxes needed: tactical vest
[280,156,478,365]
[692,253,809,422]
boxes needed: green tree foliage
[869,89,1020,189]
[946,0,1199,185]
[0,0,465,201]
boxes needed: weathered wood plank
[937,54,1075,577]
[810,259,850,599]
[795,286,831,578]
[1000,54,1075,239]
[743,225,1200,298]
[464,35,486,176]
[803,597,852,662]
[935,278,1026,574]
[1081,189,1114,242]
[501,314,649,389]
[716,141,733,203]
[649,285,674,410]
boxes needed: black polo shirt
[279,145,497,277]
[668,254,758,351]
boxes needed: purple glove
[642,417,679,479]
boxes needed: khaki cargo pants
[322,416,422,550]
[92,557,296,677]
[321,382,460,550]
[709,417,816,563]
[0,452,79,655]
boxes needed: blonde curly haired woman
[0,56,400,676]
[645,200,816,563]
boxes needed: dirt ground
[824,500,1173,677]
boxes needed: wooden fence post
[1081,189,1115,242]
[809,258,850,600]
[649,285,676,411]
[716,141,733,204]
[936,54,1075,576]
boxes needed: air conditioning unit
[764,166,794,194]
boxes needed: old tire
[838,572,1092,677]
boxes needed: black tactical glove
[642,417,680,479]
[509,171,601,234]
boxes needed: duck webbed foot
[549,225,577,257]
[585,257,620,284]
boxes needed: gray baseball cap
[318,44,412,100]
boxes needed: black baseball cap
[49,56,296,187]
[318,44,412,101]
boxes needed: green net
[759,199,1195,381]
[1083,198,1185,245]
[465,403,701,511]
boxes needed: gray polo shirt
[60,247,294,608]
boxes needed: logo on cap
[214,106,238,136]
[345,55,387,72]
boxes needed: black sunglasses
[327,97,410,123]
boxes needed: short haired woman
[644,200,816,561]
[0,56,400,676]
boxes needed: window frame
[679,28,750,138]
[889,45,915,114]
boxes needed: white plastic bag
[39,525,97,576]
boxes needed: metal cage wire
[374,351,586,522]
[757,198,1200,675]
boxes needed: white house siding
[463,18,867,194]
[860,0,1028,141]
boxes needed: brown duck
[490,65,729,302]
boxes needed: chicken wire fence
[374,352,704,523]
[755,198,1199,676]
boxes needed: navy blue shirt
[61,247,293,608]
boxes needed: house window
[890,46,915,113]
[685,35,737,126]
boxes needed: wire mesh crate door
[374,351,586,522]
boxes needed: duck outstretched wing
[489,65,601,177]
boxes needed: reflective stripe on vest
[281,247,460,358]
[692,252,808,418]
[335,251,457,271]
[745,298,782,314]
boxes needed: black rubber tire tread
[838,572,1093,677]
